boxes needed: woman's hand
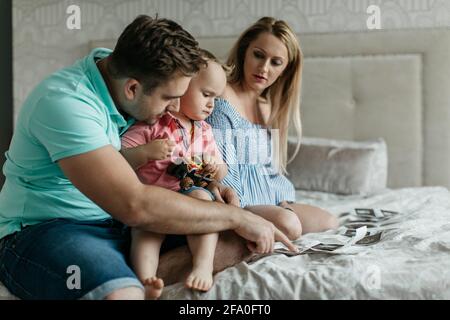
[206,181,240,207]
[202,153,219,177]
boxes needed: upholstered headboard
[90,28,450,189]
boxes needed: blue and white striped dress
[206,98,296,208]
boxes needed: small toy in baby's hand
[167,158,216,191]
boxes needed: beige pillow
[287,137,388,195]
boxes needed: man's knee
[104,286,144,300]
[213,231,250,271]
[157,231,250,285]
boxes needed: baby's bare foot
[185,267,213,292]
[143,276,164,299]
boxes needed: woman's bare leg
[279,201,339,234]
[245,205,303,240]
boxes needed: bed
[1,28,450,300]
[162,186,450,299]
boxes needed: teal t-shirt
[0,48,134,239]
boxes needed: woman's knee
[324,214,339,231]
[275,209,302,240]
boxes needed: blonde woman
[207,17,338,243]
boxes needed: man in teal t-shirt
[0,47,131,236]
[0,15,293,300]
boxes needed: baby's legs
[184,189,218,291]
[186,233,218,291]
[130,228,165,299]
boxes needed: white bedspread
[162,187,450,300]
[1,187,450,300]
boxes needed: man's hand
[146,139,176,161]
[206,182,297,253]
[235,211,298,254]
[207,181,240,207]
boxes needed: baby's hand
[202,154,219,177]
[146,139,176,160]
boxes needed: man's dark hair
[109,15,206,94]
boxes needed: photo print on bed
[246,208,403,264]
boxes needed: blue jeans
[0,218,143,299]
[0,219,186,300]
[0,218,187,300]
[179,185,215,200]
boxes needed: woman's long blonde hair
[227,17,303,175]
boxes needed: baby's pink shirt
[121,113,222,192]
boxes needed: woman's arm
[207,98,248,207]
[201,153,228,182]
[215,163,228,181]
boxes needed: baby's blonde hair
[199,49,231,76]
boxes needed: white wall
[13,0,450,119]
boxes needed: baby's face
[179,61,227,121]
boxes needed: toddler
[121,50,228,299]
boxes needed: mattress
[1,186,450,300]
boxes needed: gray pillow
[287,137,388,195]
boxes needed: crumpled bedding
[161,187,450,299]
[2,187,450,300]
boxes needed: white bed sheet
[1,186,450,300]
[162,187,450,300]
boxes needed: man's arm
[60,145,236,233]
[58,145,296,253]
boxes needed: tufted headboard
[90,28,450,189]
